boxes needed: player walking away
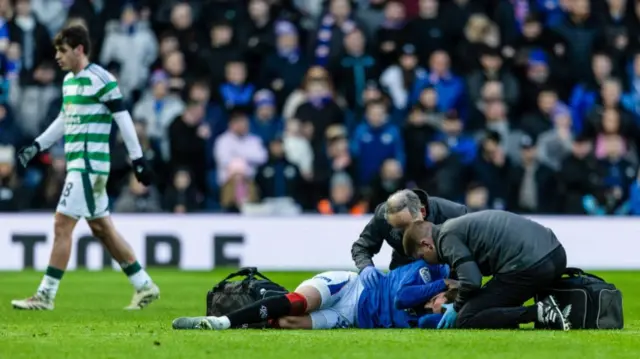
[172,260,456,330]
[402,210,571,330]
[352,189,467,289]
[11,25,159,311]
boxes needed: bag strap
[563,267,585,277]
[212,267,275,291]
[251,270,274,283]
[563,267,606,282]
[213,267,258,291]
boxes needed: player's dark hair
[189,79,211,92]
[54,25,91,56]
[443,288,459,303]
[538,85,558,96]
[402,221,432,257]
[524,12,540,24]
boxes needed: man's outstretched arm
[35,115,65,150]
[19,115,65,168]
[99,79,143,161]
[351,203,388,270]
[112,109,143,160]
[99,77,151,185]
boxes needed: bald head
[384,189,424,230]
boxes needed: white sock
[128,269,153,291]
[216,316,231,329]
[37,275,60,302]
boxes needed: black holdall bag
[534,267,623,330]
[206,267,289,328]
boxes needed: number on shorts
[62,182,73,197]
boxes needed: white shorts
[56,171,110,220]
[297,271,364,329]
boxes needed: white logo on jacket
[419,267,431,283]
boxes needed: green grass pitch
[1,270,639,359]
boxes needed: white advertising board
[0,214,637,270]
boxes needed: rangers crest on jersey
[419,267,431,283]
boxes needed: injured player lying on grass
[173,260,456,330]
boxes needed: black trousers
[456,245,567,329]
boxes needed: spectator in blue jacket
[569,52,613,134]
[535,0,565,27]
[594,135,636,215]
[0,104,22,147]
[434,110,477,165]
[218,59,256,107]
[260,20,308,108]
[621,51,640,121]
[251,89,284,146]
[351,99,405,185]
[625,168,640,215]
[553,0,603,84]
[410,50,466,117]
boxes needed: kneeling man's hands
[360,265,384,289]
[437,303,457,329]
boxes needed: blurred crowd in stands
[2,0,640,216]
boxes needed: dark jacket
[260,52,309,107]
[255,158,301,200]
[553,15,604,83]
[557,154,605,214]
[351,189,468,270]
[434,210,561,311]
[507,161,558,214]
[403,14,452,65]
[335,53,378,110]
[294,100,344,153]
[8,16,54,85]
[197,44,243,90]
[403,121,434,183]
[168,116,207,194]
[423,153,466,203]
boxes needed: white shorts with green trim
[56,171,110,220]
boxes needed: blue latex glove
[360,265,383,289]
[437,303,458,329]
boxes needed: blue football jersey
[356,260,450,328]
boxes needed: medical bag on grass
[534,267,623,329]
[206,267,289,328]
